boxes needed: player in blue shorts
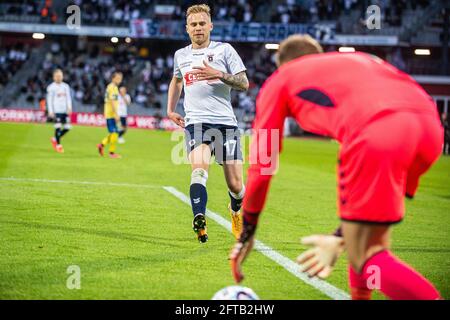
[167,4,249,243]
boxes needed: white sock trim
[191,168,208,187]
[229,184,245,200]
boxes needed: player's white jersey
[173,41,246,127]
[118,94,131,117]
[46,82,72,114]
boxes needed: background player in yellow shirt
[97,72,123,158]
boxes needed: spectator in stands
[387,48,406,71]
[40,0,57,24]
[4,0,39,16]
[67,0,150,26]
[0,45,30,91]
[1,0,433,29]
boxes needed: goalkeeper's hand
[296,235,344,279]
[229,222,256,283]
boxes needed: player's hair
[53,68,63,75]
[112,71,123,79]
[276,34,323,66]
[186,4,211,20]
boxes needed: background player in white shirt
[117,86,131,144]
[167,4,249,243]
[47,69,72,153]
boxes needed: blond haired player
[98,72,123,159]
[48,69,72,153]
[167,4,249,243]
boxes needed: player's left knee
[227,180,243,195]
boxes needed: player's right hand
[48,112,55,119]
[168,112,185,128]
[296,235,344,279]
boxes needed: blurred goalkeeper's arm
[167,76,185,128]
[229,76,288,283]
[229,166,273,283]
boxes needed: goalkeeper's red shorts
[337,111,443,224]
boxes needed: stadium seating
[0,0,447,124]
[0,45,30,93]
[9,38,264,125]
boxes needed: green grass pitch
[0,122,449,299]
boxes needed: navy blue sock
[190,183,207,217]
[229,191,243,212]
[59,129,69,139]
[55,128,61,144]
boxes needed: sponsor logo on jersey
[184,71,199,86]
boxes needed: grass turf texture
[0,122,449,299]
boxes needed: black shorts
[54,113,71,129]
[120,116,127,128]
[184,123,243,164]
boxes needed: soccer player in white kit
[167,4,249,243]
[117,86,131,144]
[47,69,72,153]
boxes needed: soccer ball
[211,285,260,300]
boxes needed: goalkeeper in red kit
[230,35,443,300]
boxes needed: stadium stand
[70,0,267,24]
[5,36,263,125]
[20,41,135,112]
[0,1,435,27]
[0,0,58,23]
[0,44,30,92]
[0,0,448,130]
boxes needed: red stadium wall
[0,109,180,131]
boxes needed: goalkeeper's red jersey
[243,52,441,220]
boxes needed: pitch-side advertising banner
[0,109,179,131]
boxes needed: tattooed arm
[219,71,249,92]
[192,61,249,92]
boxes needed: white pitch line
[0,177,161,189]
[0,176,349,299]
[163,186,350,300]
